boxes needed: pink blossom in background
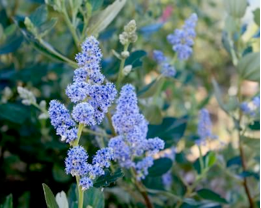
[160,5,173,22]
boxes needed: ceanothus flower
[66,36,117,126]
[109,84,165,179]
[167,13,198,60]
[197,108,216,145]
[48,100,77,143]
[72,102,96,126]
[66,82,90,103]
[65,146,114,190]
[92,147,114,168]
[108,136,134,168]
[152,50,176,77]
[65,146,89,176]
[79,177,93,190]
[145,137,165,155]
[135,156,154,180]
[75,36,102,67]
[153,50,166,63]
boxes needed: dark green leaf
[89,0,104,11]
[125,50,147,69]
[197,189,228,204]
[239,171,259,180]
[249,120,260,131]
[142,105,163,125]
[93,168,124,188]
[138,78,165,98]
[142,176,165,190]
[2,194,13,208]
[42,184,59,208]
[83,188,104,208]
[29,5,48,27]
[67,184,77,208]
[148,158,172,177]
[147,116,187,147]
[226,156,241,167]
[0,33,23,55]
[0,103,29,124]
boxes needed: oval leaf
[93,168,124,188]
[237,52,260,82]
[55,191,69,208]
[224,0,247,18]
[87,0,126,35]
[83,188,104,208]
[42,184,59,208]
[197,189,228,204]
[148,158,172,177]
[147,116,187,147]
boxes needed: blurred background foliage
[0,0,260,207]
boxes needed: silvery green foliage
[17,86,36,105]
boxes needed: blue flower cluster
[153,50,176,77]
[167,13,198,60]
[240,96,260,117]
[65,146,114,190]
[49,36,117,143]
[109,84,165,180]
[49,100,77,143]
[197,108,216,145]
[66,36,117,125]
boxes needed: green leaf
[148,158,172,177]
[87,0,126,35]
[0,33,23,55]
[224,0,247,18]
[142,105,163,125]
[211,78,229,114]
[205,151,217,169]
[237,52,260,82]
[93,168,124,188]
[253,9,260,26]
[0,103,29,124]
[125,50,147,69]
[138,77,165,98]
[42,184,59,208]
[29,5,48,27]
[83,188,104,208]
[193,151,216,174]
[89,0,104,11]
[197,189,228,204]
[226,156,241,167]
[39,18,57,36]
[1,194,13,208]
[147,116,187,147]
[249,120,260,130]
